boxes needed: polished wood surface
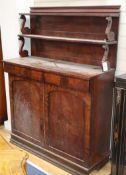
[18,34,117,44]
[0,30,7,124]
[5,61,115,174]
[4,6,120,175]
[30,6,120,17]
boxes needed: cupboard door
[44,84,91,163]
[10,76,44,146]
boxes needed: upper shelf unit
[18,6,120,69]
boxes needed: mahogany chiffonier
[111,74,126,175]
[0,29,7,124]
[4,6,120,175]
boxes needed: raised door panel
[44,84,91,164]
[10,76,44,145]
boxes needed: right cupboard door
[44,84,91,165]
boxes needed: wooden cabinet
[111,74,126,175]
[0,29,7,124]
[4,6,120,175]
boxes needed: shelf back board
[24,6,120,68]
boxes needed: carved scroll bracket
[102,45,109,62]
[101,45,110,71]
[105,16,115,41]
[18,36,28,57]
[20,15,31,34]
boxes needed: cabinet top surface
[4,56,106,80]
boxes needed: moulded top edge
[29,6,120,14]
[30,5,120,10]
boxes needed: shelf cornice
[29,6,120,17]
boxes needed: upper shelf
[18,6,120,69]
[19,6,120,17]
[18,34,117,45]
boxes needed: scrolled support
[18,36,28,57]
[105,16,115,41]
[101,44,110,71]
[102,44,109,62]
[20,15,31,34]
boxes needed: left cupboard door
[9,76,45,146]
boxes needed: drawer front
[4,63,89,92]
[4,63,43,81]
[44,73,89,92]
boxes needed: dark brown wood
[111,74,126,175]
[20,6,120,18]
[18,36,29,57]
[4,57,115,174]
[30,6,120,17]
[3,6,120,175]
[18,34,117,45]
[20,15,31,34]
[28,7,119,68]
[31,40,117,68]
[0,29,7,124]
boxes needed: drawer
[44,72,89,92]
[4,63,89,92]
[4,63,43,81]
[68,77,89,92]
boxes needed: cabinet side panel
[90,70,114,163]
